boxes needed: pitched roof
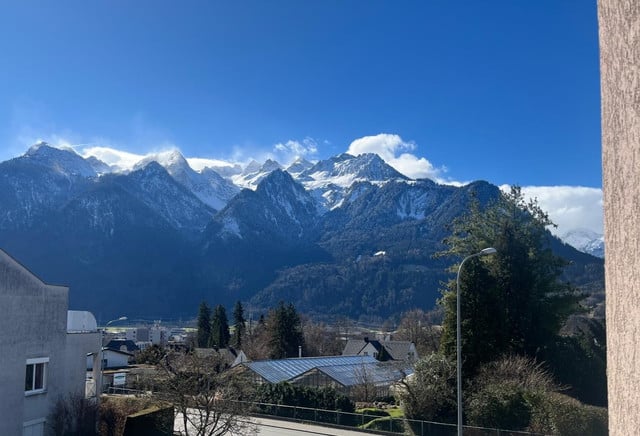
[342,339,416,361]
[294,362,413,388]
[105,339,139,353]
[342,339,368,356]
[241,355,377,383]
[380,341,415,360]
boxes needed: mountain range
[0,143,604,322]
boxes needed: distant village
[1,247,422,435]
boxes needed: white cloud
[347,133,449,182]
[272,137,319,164]
[80,146,145,171]
[500,185,603,236]
[186,157,240,172]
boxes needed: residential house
[342,337,418,362]
[0,249,101,436]
[105,339,139,354]
[194,347,248,369]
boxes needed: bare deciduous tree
[302,317,343,357]
[156,350,255,436]
[394,308,442,356]
[49,393,98,436]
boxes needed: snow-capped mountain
[211,169,319,242]
[0,144,95,229]
[286,157,314,176]
[117,161,215,232]
[296,153,409,210]
[135,150,239,211]
[25,142,98,178]
[85,155,113,174]
[561,228,605,258]
[0,142,604,321]
[231,159,283,189]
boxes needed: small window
[25,358,49,395]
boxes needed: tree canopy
[267,301,305,359]
[439,186,582,377]
[231,300,246,349]
[210,304,230,348]
[197,301,212,348]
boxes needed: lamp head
[479,247,497,256]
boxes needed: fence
[241,401,545,436]
[102,389,545,435]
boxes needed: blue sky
[0,2,603,233]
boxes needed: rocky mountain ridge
[0,143,604,321]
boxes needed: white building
[125,327,149,342]
[0,249,101,436]
[149,321,168,346]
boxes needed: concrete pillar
[598,0,640,434]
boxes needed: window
[25,357,49,395]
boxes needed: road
[250,416,378,435]
[174,413,378,435]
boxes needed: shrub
[466,355,556,431]
[396,353,456,423]
[254,382,355,413]
[528,392,608,436]
[99,397,158,436]
[362,417,405,433]
[467,383,531,430]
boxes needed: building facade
[599,1,640,434]
[0,249,101,436]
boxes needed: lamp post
[100,316,127,394]
[456,247,496,436]
[106,316,128,326]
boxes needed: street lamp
[106,316,128,326]
[456,247,497,436]
[100,316,127,394]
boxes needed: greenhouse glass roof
[242,355,378,383]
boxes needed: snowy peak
[119,161,214,231]
[232,159,282,189]
[286,157,313,176]
[261,159,282,173]
[23,142,97,178]
[85,156,113,174]
[215,169,319,242]
[134,149,190,174]
[561,228,605,258]
[301,153,407,188]
[256,169,314,208]
[297,152,409,210]
[132,150,238,211]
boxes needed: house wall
[0,250,69,436]
[598,1,640,434]
[65,332,101,396]
[0,251,101,435]
[359,343,379,359]
[103,350,131,369]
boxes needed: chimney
[298,345,302,358]
[364,336,369,343]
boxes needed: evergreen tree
[231,300,246,349]
[196,301,212,348]
[439,186,581,377]
[210,304,230,348]
[267,301,305,359]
